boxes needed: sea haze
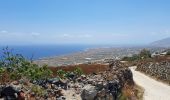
[0,45,99,60]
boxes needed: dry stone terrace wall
[136,61,170,84]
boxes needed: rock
[0,86,18,99]
[81,84,97,100]
[81,75,86,79]
[54,80,68,89]
[56,96,66,100]
[67,72,76,80]
[17,90,25,100]
[47,78,60,84]
[87,79,94,84]
[10,81,22,92]
[96,82,104,90]
[107,80,119,100]
[0,60,135,99]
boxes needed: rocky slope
[0,61,140,100]
[136,60,170,84]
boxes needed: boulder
[0,86,18,99]
[81,84,97,100]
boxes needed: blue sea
[0,45,100,60]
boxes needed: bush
[74,67,83,76]
[31,85,46,96]
[139,49,151,59]
[122,54,140,61]
[122,49,151,61]
[57,69,66,78]
[166,51,170,55]
[0,47,53,81]
[0,67,5,74]
[56,67,84,78]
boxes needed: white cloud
[62,34,72,37]
[84,34,92,37]
[0,30,8,33]
[111,33,129,37]
[78,34,93,38]
[0,31,146,45]
[31,32,41,37]
[60,34,93,38]
[150,32,157,35]
[164,30,170,35]
[150,30,170,36]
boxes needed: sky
[0,0,170,45]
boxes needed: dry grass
[134,84,144,100]
[0,71,11,85]
[138,55,170,64]
[120,83,144,100]
[48,64,109,76]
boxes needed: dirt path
[130,67,170,100]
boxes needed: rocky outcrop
[136,61,170,84]
[79,61,134,100]
[0,61,135,100]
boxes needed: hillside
[0,49,142,100]
[151,37,170,47]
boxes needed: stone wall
[136,61,170,84]
[0,61,137,100]
[80,61,135,100]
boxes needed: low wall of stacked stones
[136,61,170,85]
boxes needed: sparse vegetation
[31,85,46,96]
[122,49,151,61]
[166,50,170,55]
[122,54,140,61]
[0,47,141,99]
[57,69,66,78]
[56,67,84,79]
[0,47,53,82]
[73,67,83,76]
[139,49,151,59]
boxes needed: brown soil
[48,64,109,76]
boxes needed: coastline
[35,46,167,67]
[34,47,142,67]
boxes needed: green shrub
[0,67,5,74]
[31,85,46,96]
[57,69,66,78]
[0,47,53,81]
[139,49,151,59]
[122,49,151,61]
[166,51,170,55]
[74,67,83,76]
[56,67,83,78]
[122,54,140,61]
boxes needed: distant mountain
[150,37,170,47]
